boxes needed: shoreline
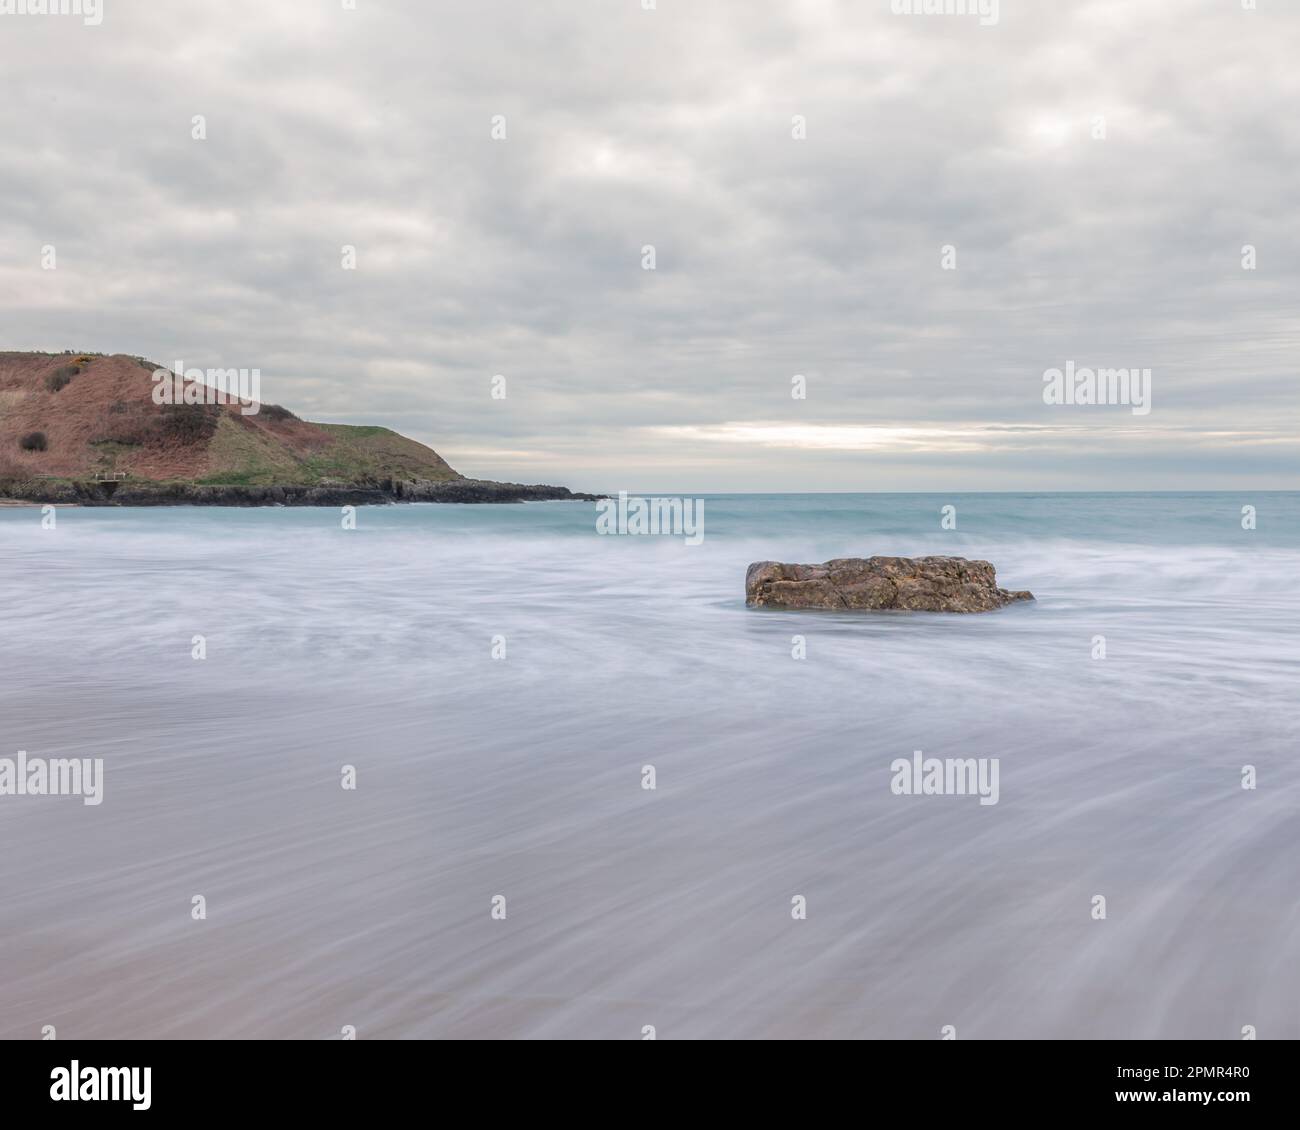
[0,478,604,508]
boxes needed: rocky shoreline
[0,477,603,507]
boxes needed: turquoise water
[40,490,1294,545]
[1,493,1297,1038]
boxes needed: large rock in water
[745,556,1033,613]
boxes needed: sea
[1,492,1297,1039]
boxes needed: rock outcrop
[745,556,1033,613]
[394,478,602,503]
[0,477,600,507]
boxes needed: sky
[1,0,1297,492]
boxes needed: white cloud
[0,0,1296,490]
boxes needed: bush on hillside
[19,431,48,452]
[153,404,220,444]
[45,364,81,392]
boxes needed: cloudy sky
[1,0,1297,491]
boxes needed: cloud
[0,0,1296,490]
